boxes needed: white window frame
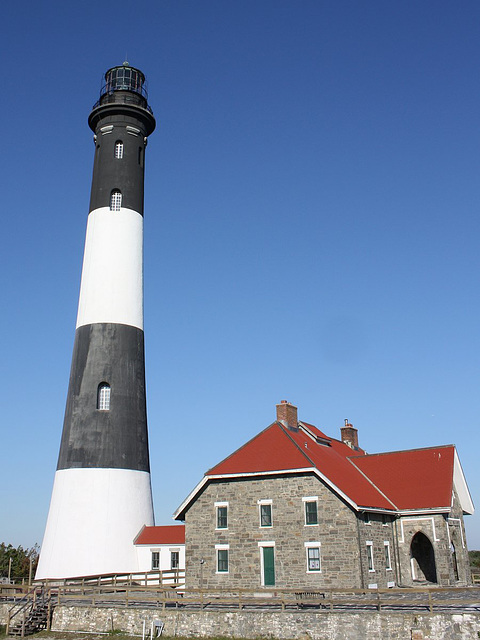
[170,549,180,570]
[215,544,229,574]
[384,541,392,571]
[110,189,122,211]
[366,541,375,572]
[151,551,160,571]
[304,541,321,573]
[258,541,275,587]
[303,496,319,526]
[258,499,273,528]
[215,501,228,530]
[114,140,124,159]
[97,383,111,410]
[364,512,371,525]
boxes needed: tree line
[0,543,39,579]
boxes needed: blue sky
[2,1,480,550]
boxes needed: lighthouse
[36,63,156,579]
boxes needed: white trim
[384,541,392,571]
[259,502,273,528]
[397,507,450,516]
[259,544,275,587]
[453,449,475,515]
[447,517,466,548]
[215,503,228,530]
[215,545,229,574]
[399,516,440,543]
[173,467,361,520]
[366,541,375,572]
[304,542,321,573]
[257,541,275,547]
[303,497,319,526]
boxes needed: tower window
[110,190,122,211]
[114,141,124,159]
[97,383,111,410]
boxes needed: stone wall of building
[355,512,398,588]
[185,473,363,590]
[395,492,471,588]
[49,604,480,640]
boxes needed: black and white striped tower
[36,63,156,579]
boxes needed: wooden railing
[41,568,185,590]
[23,584,480,614]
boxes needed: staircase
[7,588,53,637]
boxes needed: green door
[263,546,275,586]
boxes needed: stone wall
[185,473,363,589]
[49,604,480,640]
[395,491,471,588]
[355,512,397,588]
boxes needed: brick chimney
[341,419,358,449]
[276,400,298,430]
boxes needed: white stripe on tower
[76,206,144,329]
[37,63,156,580]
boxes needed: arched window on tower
[97,383,111,410]
[114,141,124,159]
[110,189,122,211]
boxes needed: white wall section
[36,468,154,579]
[76,207,144,330]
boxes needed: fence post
[47,599,52,631]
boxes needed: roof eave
[453,448,475,515]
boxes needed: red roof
[135,525,185,546]
[207,422,394,510]
[350,446,455,510]
[203,422,457,512]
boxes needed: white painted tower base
[36,468,154,579]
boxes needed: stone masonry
[185,472,400,590]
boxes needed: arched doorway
[410,532,437,583]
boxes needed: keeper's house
[174,401,474,590]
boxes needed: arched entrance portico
[410,532,437,583]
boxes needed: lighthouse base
[36,468,154,579]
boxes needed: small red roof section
[135,525,185,546]
[350,446,455,510]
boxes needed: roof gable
[207,422,314,475]
[204,422,393,511]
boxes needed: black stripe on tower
[58,324,149,471]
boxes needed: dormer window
[110,189,122,211]
[97,383,111,410]
[114,141,124,159]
